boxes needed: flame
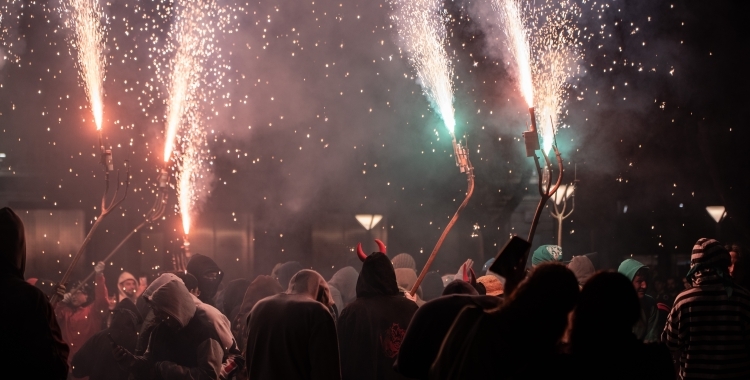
[63,0,106,131]
[391,0,455,135]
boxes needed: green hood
[617,259,646,281]
[531,245,563,266]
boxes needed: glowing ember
[391,0,455,135]
[60,0,107,131]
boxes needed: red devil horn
[356,243,368,262]
[375,239,386,254]
[469,268,477,286]
[462,265,469,282]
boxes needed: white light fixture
[706,206,726,223]
[552,184,575,206]
[356,214,383,231]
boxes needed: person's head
[186,254,224,302]
[687,238,731,283]
[356,252,399,298]
[70,288,89,307]
[531,245,563,267]
[617,259,648,299]
[118,272,138,301]
[570,271,640,352]
[143,273,196,331]
[477,275,504,296]
[288,269,333,307]
[172,271,201,296]
[567,255,596,288]
[653,278,665,293]
[666,277,677,290]
[442,280,479,296]
[391,253,416,271]
[273,261,304,290]
[0,207,26,279]
[501,263,579,347]
[726,244,742,276]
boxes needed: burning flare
[391,0,455,135]
[62,0,106,130]
[495,0,533,107]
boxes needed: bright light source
[552,184,575,206]
[355,214,383,230]
[706,206,726,223]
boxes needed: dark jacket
[187,254,224,306]
[0,207,69,379]
[140,274,236,379]
[234,275,284,352]
[71,308,139,380]
[394,295,501,380]
[245,293,341,380]
[338,252,418,380]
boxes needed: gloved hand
[55,284,67,298]
[94,261,105,274]
[112,343,150,374]
[62,292,73,304]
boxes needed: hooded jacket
[337,252,418,380]
[141,273,236,379]
[0,207,69,379]
[72,308,139,380]
[244,270,341,380]
[117,271,138,303]
[618,259,659,342]
[187,254,224,306]
[394,295,501,380]
[234,275,284,353]
[568,255,596,287]
[328,266,359,314]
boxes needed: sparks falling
[61,0,107,131]
[176,123,211,236]
[495,0,533,107]
[391,0,455,135]
[494,0,581,152]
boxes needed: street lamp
[355,214,383,231]
[550,183,575,247]
[706,206,726,239]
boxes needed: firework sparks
[157,0,228,235]
[494,0,581,151]
[61,0,107,131]
[391,0,455,135]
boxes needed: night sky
[0,0,747,281]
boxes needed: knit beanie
[391,253,417,271]
[531,245,563,266]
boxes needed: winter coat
[338,252,418,380]
[141,273,238,379]
[71,308,139,380]
[54,272,109,363]
[394,295,502,380]
[618,259,660,342]
[244,270,341,380]
[234,275,284,352]
[0,207,69,379]
[186,254,224,306]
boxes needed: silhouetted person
[431,263,579,379]
[567,271,674,380]
[271,260,304,289]
[619,258,659,342]
[222,278,251,321]
[328,266,359,317]
[72,308,139,380]
[663,238,750,380]
[0,207,69,379]
[245,269,341,380]
[186,253,224,306]
[337,250,418,380]
[394,292,501,379]
[234,275,283,351]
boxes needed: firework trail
[390,0,455,135]
[61,0,107,131]
[157,0,228,235]
[493,0,581,152]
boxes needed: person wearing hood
[272,260,304,289]
[72,308,140,380]
[395,267,423,305]
[618,258,659,342]
[662,239,750,380]
[187,253,224,306]
[531,245,564,267]
[244,269,341,380]
[113,273,242,380]
[55,260,110,370]
[328,266,359,317]
[568,255,596,288]
[234,275,284,353]
[391,253,416,271]
[221,278,251,321]
[116,271,138,304]
[337,245,418,380]
[0,207,69,379]
[394,290,502,380]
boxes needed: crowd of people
[2,205,750,379]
